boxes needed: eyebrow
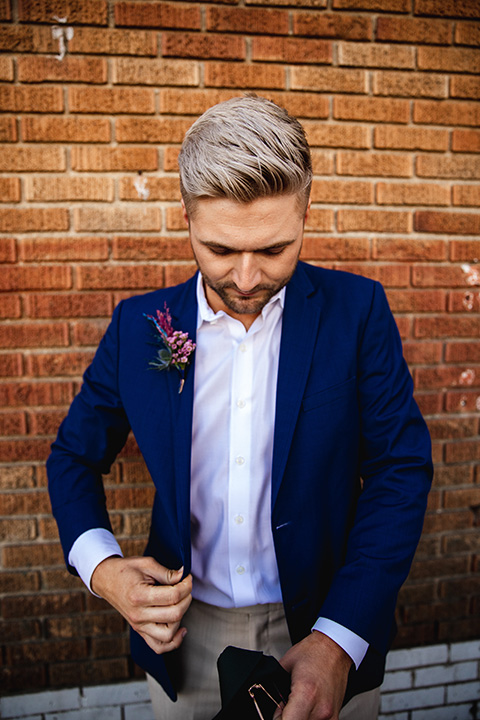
[199,238,298,252]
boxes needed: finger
[130,589,192,626]
[142,576,193,609]
[136,557,186,586]
[141,625,188,655]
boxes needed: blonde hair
[178,95,312,216]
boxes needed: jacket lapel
[271,264,322,509]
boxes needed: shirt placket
[228,331,256,606]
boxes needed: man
[47,96,432,720]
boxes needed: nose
[232,253,262,292]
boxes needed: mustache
[221,282,272,293]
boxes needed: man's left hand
[277,631,352,720]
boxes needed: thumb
[140,557,185,586]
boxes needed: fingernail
[182,629,187,638]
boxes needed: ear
[181,198,189,227]
[304,195,311,224]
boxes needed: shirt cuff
[312,617,368,670]
[68,528,123,595]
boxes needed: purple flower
[144,303,196,393]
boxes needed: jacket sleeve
[319,281,433,656]
[47,301,131,571]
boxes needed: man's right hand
[91,556,192,654]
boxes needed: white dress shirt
[69,274,368,668]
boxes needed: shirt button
[234,515,244,525]
[236,565,246,575]
[236,398,246,408]
[239,344,247,353]
[235,456,245,466]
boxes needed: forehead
[188,195,305,250]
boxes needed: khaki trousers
[147,599,379,720]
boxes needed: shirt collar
[196,272,285,329]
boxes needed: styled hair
[178,95,312,216]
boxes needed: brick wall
[0,0,479,695]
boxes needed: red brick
[71,146,157,172]
[453,185,480,207]
[0,236,16,262]
[305,124,369,149]
[301,236,369,261]
[0,116,17,142]
[0,86,64,113]
[0,322,69,349]
[311,179,373,204]
[423,509,472,533]
[339,42,414,69]
[337,151,412,177]
[115,1,201,30]
[0,0,11,20]
[0,295,21,319]
[373,70,447,98]
[0,437,55,462]
[0,266,72,291]
[206,6,288,35]
[434,464,474,486]
[72,319,109,346]
[27,292,112,319]
[77,265,164,290]
[334,263,410,287]
[28,408,71,436]
[415,0,480,18]
[412,264,470,288]
[119,177,180,202]
[334,96,409,123]
[0,146,65,172]
[455,21,480,46]
[445,390,480,413]
[0,208,69,233]
[338,209,412,233]
[415,316,480,338]
[164,32,245,61]
[402,340,442,363]
[49,658,129,690]
[0,177,21,202]
[415,365,479,389]
[304,209,335,232]
[74,207,161,232]
[69,27,156,55]
[419,46,480,74]
[445,342,480,363]
[112,236,193,261]
[376,181,449,206]
[18,56,107,84]
[0,55,12,80]
[27,351,95,378]
[414,391,443,415]
[116,117,191,143]
[19,237,109,262]
[374,238,447,261]
[448,290,480,314]
[374,126,448,152]
[449,241,480,262]
[252,36,331,64]
[414,99,480,126]
[18,0,108,24]
[164,263,197,287]
[333,0,410,8]
[417,154,480,179]
[164,147,181,172]
[450,76,480,100]
[291,67,367,93]
[428,416,478,440]
[113,58,199,86]
[0,353,23,377]
[205,62,284,90]
[376,15,452,43]
[0,24,56,53]
[415,211,480,235]
[0,381,74,409]
[293,12,372,40]
[0,411,27,437]
[69,86,155,114]
[452,129,480,153]
[22,117,110,143]
[26,176,113,203]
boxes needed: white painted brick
[447,680,480,704]
[411,703,473,720]
[0,715,42,720]
[378,713,408,720]
[415,660,478,687]
[46,707,121,720]
[0,689,80,718]
[381,669,413,691]
[380,686,445,713]
[81,681,150,707]
[450,640,480,663]
[124,702,155,720]
[386,645,448,671]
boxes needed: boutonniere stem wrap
[144,304,196,394]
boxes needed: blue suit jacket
[47,262,432,702]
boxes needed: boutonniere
[144,303,196,394]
